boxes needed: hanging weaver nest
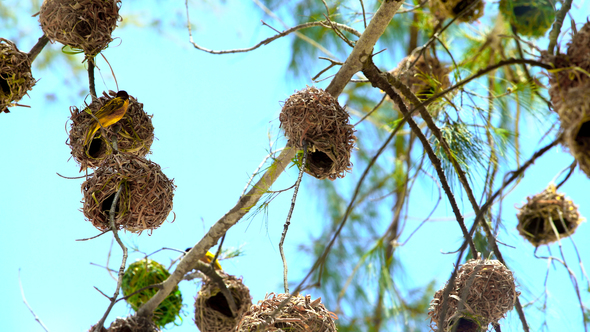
[194,272,252,332]
[279,86,356,180]
[39,0,122,57]
[122,259,182,328]
[516,185,583,246]
[428,259,518,332]
[236,293,338,332]
[558,82,590,176]
[106,316,160,332]
[68,90,154,171]
[499,0,555,37]
[543,22,590,113]
[0,38,36,113]
[81,154,175,233]
[388,52,451,115]
[430,0,484,23]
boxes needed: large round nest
[122,259,182,328]
[107,315,160,332]
[194,272,252,332]
[0,38,36,113]
[430,0,484,23]
[558,82,590,177]
[516,185,583,246]
[499,0,555,37]
[81,154,175,233]
[236,293,338,332]
[39,0,121,57]
[279,86,356,180]
[68,90,154,171]
[428,259,518,332]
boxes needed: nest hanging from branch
[499,0,555,37]
[516,185,583,246]
[68,90,154,171]
[430,0,484,23]
[428,259,518,332]
[0,38,36,113]
[106,315,160,332]
[39,0,122,57]
[121,259,182,328]
[279,86,356,180]
[558,82,590,176]
[236,293,338,332]
[81,154,175,233]
[194,272,252,332]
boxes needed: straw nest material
[558,82,590,177]
[122,259,182,328]
[516,185,583,246]
[428,259,518,332]
[0,38,36,113]
[39,0,121,57]
[106,316,160,332]
[194,272,252,332]
[68,90,154,171]
[81,154,175,233]
[499,0,555,37]
[279,86,356,180]
[430,0,484,23]
[236,293,338,332]
[389,52,451,113]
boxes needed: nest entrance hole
[0,75,9,94]
[309,150,333,169]
[513,5,533,16]
[88,137,104,158]
[575,121,590,142]
[101,192,121,215]
[453,0,475,15]
[523,216,573,238]
[455,318,480,332]
[205,292,241,318]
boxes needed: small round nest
[68,90,154,171]
[122,259,182,328]
[428,259,518,332]
[516,185,583,246]
[279,86,356,180]
[558,82,590,177]
[499,0,555,37]
[236,293,338,332]
[0,38,36,113]
[39,0,121,57]
[81,154,175,233]
[194,272,252,332]
[107,315,160,332]
[430,0,484,23]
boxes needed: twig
[19,269,50,332]
[88,59,97,100]
[279,140,308,294]
[27,35,49,63]
[547,0,574,55]
[555,160,577,190]
[353,94,386,126]
[76,230,110,241]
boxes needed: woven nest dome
[122,259,182,328]
[430,0,484,23]
[106,316,160,332]
[39,0,121,57]
[558,82,590,176]
[68,90,154,171]
[428,259,518,332]
[81,154,175,233]
[194,272,252,332]
[516,185,583,246]
[389,52,451,114]
[279,86,356,180]
[499,0,555,37]
[236,293,338,332]
[0,38,36,113]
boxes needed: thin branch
[547,0,574,55]
[88,59,97,99]
[19,269,50,332]
[27,35,49,63]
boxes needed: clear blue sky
[1,1,588,331]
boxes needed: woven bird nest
[68,90,154,171]
[81,154,175,233]
[499,0,555,37]
[558,82,590,176]
[39,0,121,57]
[0,38,36,113]
[106,316,160,332]
[122,259,182,328]
[194,272,252,332]
[516,185,583,246]
[430,0,484,23]
[428,259,518,332]
[280,86,356,180]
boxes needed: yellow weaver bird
[186,248,223,270]
[84,90,130,146]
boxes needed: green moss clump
[499,0,555,37]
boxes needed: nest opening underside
[0,38,35,111]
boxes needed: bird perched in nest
[84,90,130,146]
[186,248,223,270]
